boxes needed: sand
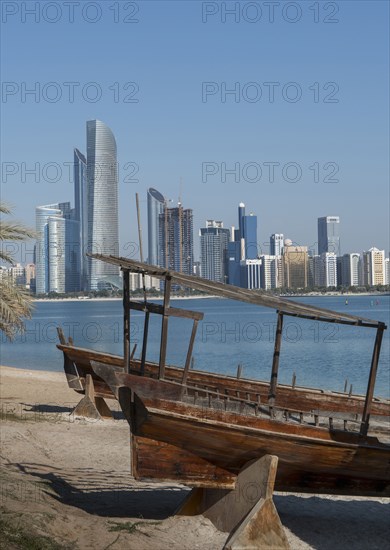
[1,365,389,549]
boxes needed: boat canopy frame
[89,253,387,435]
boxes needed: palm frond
[0,202,34,340]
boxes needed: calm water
[1,295,389,398]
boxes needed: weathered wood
[130,343,137,360]
[182,319,199,386]
[140,311,149,375]
[123,269,130,373]
[93,365,390,497]
[57,344,390,417]
[360,323,386,436]
[129,300,204,321]
[72,374,112,419]
[269,312,284,404]
[88,253,386,328]
[177,455,290,549]
[158,276,172,380]
[236,364,242,379]
[56,326,66,344]
[133,437,236,488]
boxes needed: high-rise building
[36,204,64,294]
[227,203,259,286]
[86,120,119,290]
[74,148,88,290]
[159,204,193,275]
[243,213,258,259]
[319,252,337,287]
[270,234,284,256]
[199,220,230,283]
[259,255,280,290]
[362,248,385,286]
[283,242,308,289]
[240,259,262,289]
[318,216,340,256]
[147,188,165,266]
[341,253,360,287]
[385,257,390,285]
[226,239,242,286]
[35,203,79,294]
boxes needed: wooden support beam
[140,311,150,375]
[57,326,67,345]
[72,374,112,419]
[177,455,290,550]
[129,300,204,320]
[281,310,380,329]
[269,312,284,405]
[123,269,130,373]
[360,323,385,436]
[158,276,172,380]
[182,319,199,386]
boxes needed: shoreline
[33,291,390,303]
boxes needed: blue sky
[1,0,389,261]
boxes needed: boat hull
[94,364,390,497]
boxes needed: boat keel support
[176,454,290,550]
[72,374,112,420]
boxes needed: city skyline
[2,2,389,261]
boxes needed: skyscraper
[243,213,258,259]
[74,148,88,290]
[283,243,309,289]
[318,216,340,256]
[147,187,165,266]
[270,234,284,256]
[35,203,78,294]
[86,120,119,290]
[199,220,230,283]
[341,253,360,287]
[159,204,193,275]
[362,248,385,286]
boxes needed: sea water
[1,295,389,398]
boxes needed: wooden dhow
[57,254,390,498]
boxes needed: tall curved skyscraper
[147,187,165,266]
[86,120,119,290]
[74,148,87,290]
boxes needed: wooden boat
[57,253,390,497]
[57,342,390,419]
[92,363,390,497]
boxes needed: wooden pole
[158,276,172,379]
[268,312,283,405]
[140,311,150,376]
[360,323,385,436]
[123,269,130,373]
[182,319,199,385]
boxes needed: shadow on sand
[15,462,188,519]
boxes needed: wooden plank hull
[57,344,390,417]
[93,364,390,497]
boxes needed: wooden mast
[269,311,284,405]
[360,322,386,436]
[136,192,149,375]
[159,275,172,380]
[122,269,130,373]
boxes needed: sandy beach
[1,365,389,549]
